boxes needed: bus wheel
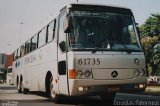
[20,78,29,94]
[100,93,116,101]
[50,76,60,102]
[17,81,22,93]
[23,88,29,94]
[22,83,29,94]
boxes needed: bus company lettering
[24,55,36,65]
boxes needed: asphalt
[1,83,160,106]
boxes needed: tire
[21,80,29,94]
[17,81,22,93]
[23,88,29,94]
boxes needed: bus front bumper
[68,78,146,96]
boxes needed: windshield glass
[68,11,142,52]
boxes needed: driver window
[58,13,66,52]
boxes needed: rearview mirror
[59,41,67,52]
[64,15,70,33]
[136,23,141,39]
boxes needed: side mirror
[64,16,70,33]
[59,41,67,52]
[136,23,141,39]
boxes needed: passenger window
[17,48,20,58]
[38,27,47,48]
[58,14,67,52]
[47,19,56,43]
[20,44,25,57]
[25,40,31,54]
[14,50,17,60]
[31,35,38,51]
[14,49,20,60]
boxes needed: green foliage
[140,13,160,37]
[141,36,159,75]
[152,46,160,65]
[140,13,160,75]
[141,36,158,63]
[152,45,160,75]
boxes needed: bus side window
[25,40,31,54]
[20,45,25,57]
[14,49,20,60]
[14,51,17,60]
[31,34,38,51]
[17,48,20,58]
[58,13,67,52]
[47,19,56,43]
[38,27,47,48]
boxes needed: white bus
[6,66,13,85]
[13,3,147,101]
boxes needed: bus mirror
[136,23,141,39]
[59,41,67,52]
[64,16,70,33]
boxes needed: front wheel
[50,76,61,102]
[22,88,29,94]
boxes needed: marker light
[135,69,140,76]
[140,69,145,76]
[69,69,76,79]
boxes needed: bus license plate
[108,87,120,92]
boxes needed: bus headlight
[75,69,92,79]
[84,70,91,78]
[76,70,83,78]
[135,69,140,76]
[134,69,145,77]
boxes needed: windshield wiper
[120,43,132,54]
[92,47,100,54]
[92,39,109,53]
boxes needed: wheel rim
[50,77,56,98]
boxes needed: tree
[140,13,160,37]
[141,36,158,75]
[152,44,160,75]
[140,13,160,75]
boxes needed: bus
[13,3,147,101]
[6,66,13,85]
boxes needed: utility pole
[77,0,78,2]
[20,22,24,45]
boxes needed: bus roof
[60,3,132,15]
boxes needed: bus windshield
[68,11,142,52]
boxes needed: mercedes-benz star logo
[111,70,118,78]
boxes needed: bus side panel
[28,41,58,92]
[16,40,58,92]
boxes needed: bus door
[57,12,69,95]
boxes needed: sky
[0,0,160,54]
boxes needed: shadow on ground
[27,91,114,106]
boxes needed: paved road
[0,83,160,106]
